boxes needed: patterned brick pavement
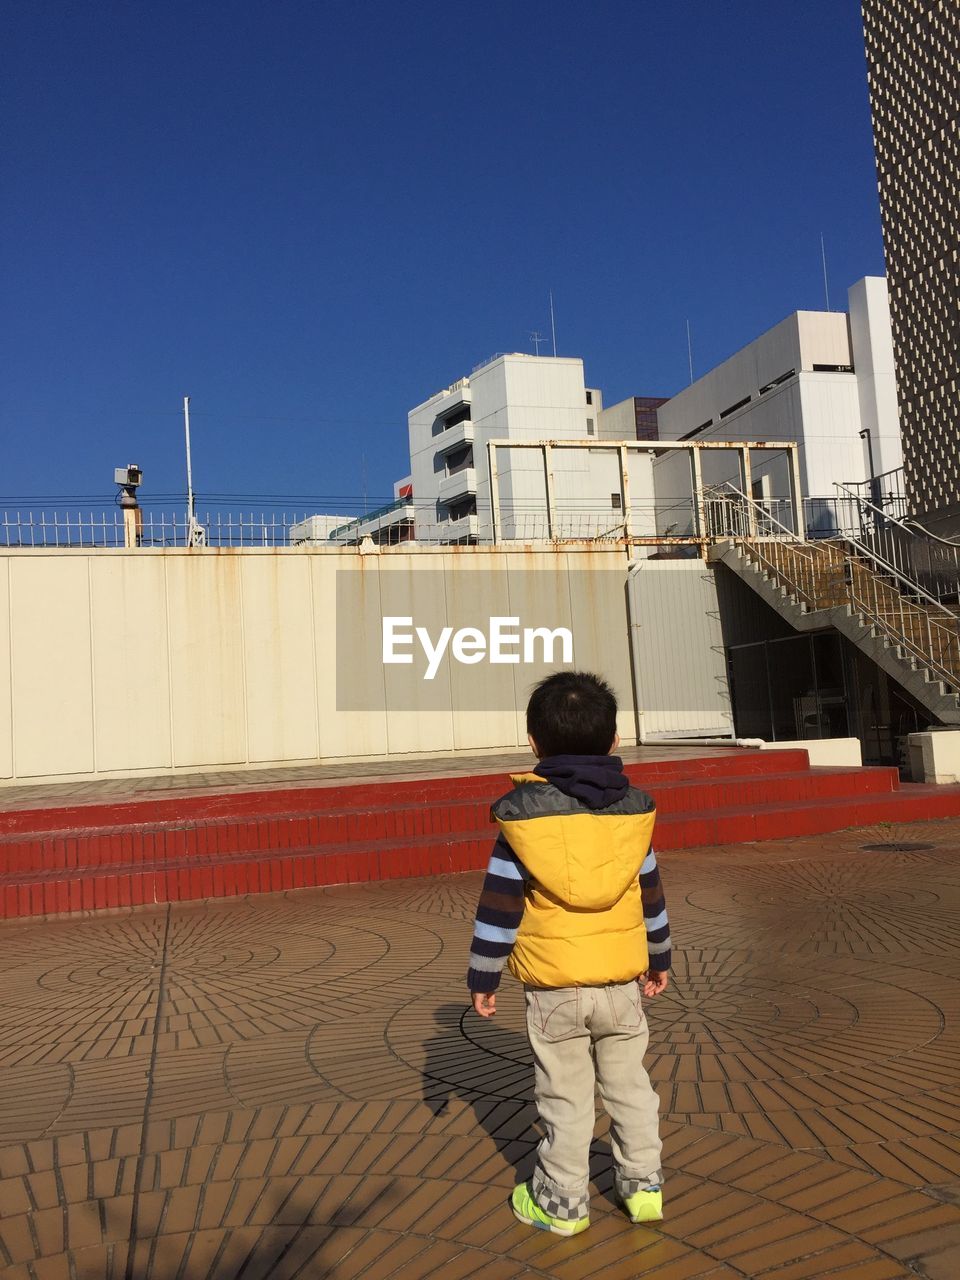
[1,819,960,1278]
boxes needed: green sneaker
[510,1182,589,1236]
[622,1186,663,1224]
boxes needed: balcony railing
[326,497,415,542]
[434,420,475,456]
[438,468,477,505]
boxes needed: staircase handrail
[732,522,960,693]
[832,481,916,537]
[708,483,810,544]
[843,573,960,694]
[835,478,960,607]
[828,493,960,629]
[722,482,960,691]
[824,520,960,688]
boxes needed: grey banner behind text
[335,566,630,712]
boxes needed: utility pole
[183,396,204,546]
[686,320,694,384]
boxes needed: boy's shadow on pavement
[421,999,620,1205]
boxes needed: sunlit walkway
[1,818,959,1277]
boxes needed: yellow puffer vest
[493,773,657,989]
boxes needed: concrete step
[3,781,960,920]
[0,754,953,920]
[0,766,899,876]
[0,750,814,838]
[655,785,960,848]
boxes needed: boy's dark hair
[526,670,618,757]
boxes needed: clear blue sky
[2,1,883,512]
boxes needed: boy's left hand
[642,970,669,998]
[472,992,496,1018]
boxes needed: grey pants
[525,981,663,1222]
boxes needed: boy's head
[526,670,619,758]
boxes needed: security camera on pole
[114,465,143,548]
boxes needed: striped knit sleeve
[640,846,671,972]
[467,833,527,993]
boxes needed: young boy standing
[467,671,670,1236]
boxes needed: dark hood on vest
[533,754,630,810]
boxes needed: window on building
[446,496,477,520]
[586,390,593,405]
[719,396,752,420]
[679,419,713,441]
[445,444,474,475]
[634,397,665,441]
[611,492,622,510]
[433,404,472,433]
[759,369,797,394]
[587,418,595,435]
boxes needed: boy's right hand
[642,970,669,998]
[472,992,497,1018]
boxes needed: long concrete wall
[0,546,646,785]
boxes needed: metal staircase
[706,486,960,725]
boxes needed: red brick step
[3,782,960,921]
[0,750,813,837]
[0,766,899,877]
[1,751,957,920]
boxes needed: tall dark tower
[862,0,960,528]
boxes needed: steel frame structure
[485,438,803,547]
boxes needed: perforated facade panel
[862,0,960,517]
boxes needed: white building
[291,477,415,547]
[653,277,902,533]
[289,513,354,544]
[391,275,901,548]
[408,353,662,542]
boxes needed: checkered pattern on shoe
[616,1169,664,1198]
[532,1166,590,1222]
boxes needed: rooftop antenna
[549,290,557,356]
[686,319,694,385]
[530,330,546,355]
[820,232,831,312]
[182,396,205,545]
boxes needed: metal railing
[833,482,960,603]
[325,498,415,543]
[705,485,827,603]
[0,499,706,549]
[712,484,960,695]
[471,353,507,373]
[843,465,907,516]
[700,489,890,543]
[0,509,369,549]
[704,486,811,539]
[842,555,960,692]
[836,530,960,693]
[701,485,938,556]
